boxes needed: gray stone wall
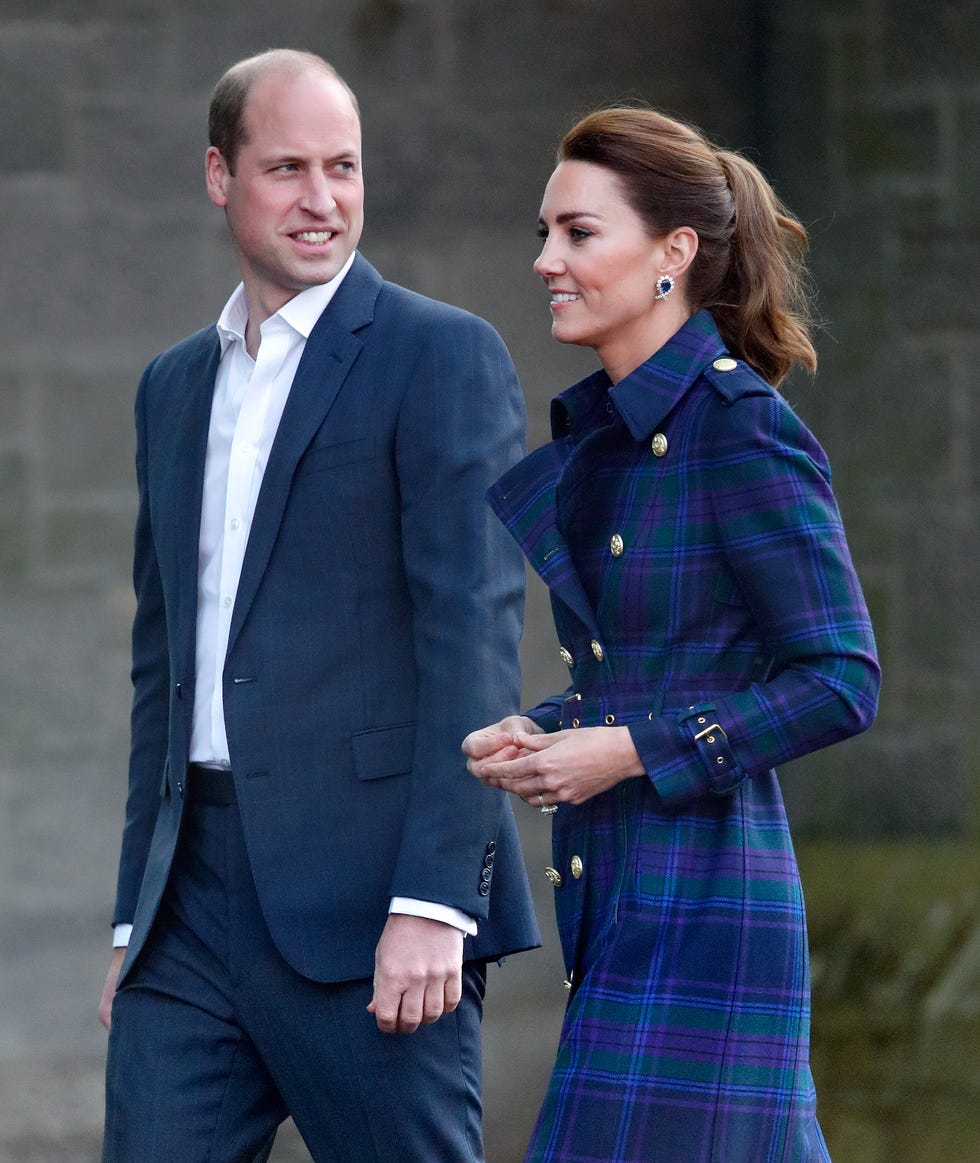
[0,2,976,1160]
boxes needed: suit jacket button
[610,533,624,557]
[570,855,584,879]
[481,867,492,883]
[544,866,563,888]
[559,646,574,668]
[478,881,490,896]
[651,432,668,457]
[590,639,604,662]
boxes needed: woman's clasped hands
[463,716,644,809]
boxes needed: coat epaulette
[702,356,775,405]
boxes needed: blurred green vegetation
[802,843,980,1162]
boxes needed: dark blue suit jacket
[113,254,540,983]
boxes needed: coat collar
[551,309,728,442]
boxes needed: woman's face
[534,160,670,378]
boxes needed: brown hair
[208,49,359,175]
[558,107,816,384]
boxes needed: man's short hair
[208,49,359,174]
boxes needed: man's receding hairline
[225,50,359,117]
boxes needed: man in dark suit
[98,48,538,1163]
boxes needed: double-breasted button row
[544,856,584,888]
[478,840,496,896]
[559,640,606,666]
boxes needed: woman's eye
[536,226,549,240]
[569,227,591,242]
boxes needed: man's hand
[367,914,464,1034]
[99,947,126,1030]
[462,714,543,775]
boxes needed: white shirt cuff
[112,923,133,948]
[389,897,478,936]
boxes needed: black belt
[186,764,237,806]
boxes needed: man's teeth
[551,293,581,303]
[295,231,334,243]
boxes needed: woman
[464,108,880,1162]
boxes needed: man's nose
[299,170,336,215]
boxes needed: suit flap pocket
[352,722,416,781]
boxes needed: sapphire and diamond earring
[654,273,675,300]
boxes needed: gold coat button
[544,866,563,887]
[591,639,604,662]
[570,855,584,879]
[651,432,668,457]
[713,357,738,372]
[610,533,624,557]
[559,646,574,668]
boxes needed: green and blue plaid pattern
[488,311,879,1162]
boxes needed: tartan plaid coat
[488,311,880,1163]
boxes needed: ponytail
[710,151,816,384]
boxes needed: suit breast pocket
[294,436,375,479]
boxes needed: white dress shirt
[115,254,475,946]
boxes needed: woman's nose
[533,238,564,279]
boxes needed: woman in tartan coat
[465,108,880,1162]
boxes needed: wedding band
[540,803,558,815]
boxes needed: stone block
[36,370,134,495]
[0,23,75,174]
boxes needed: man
[99,49,538,1163]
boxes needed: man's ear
[205,146,231,209]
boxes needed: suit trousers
[102,791,487,1163]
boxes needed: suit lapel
[227,256,381,654]
[173,333,221,672]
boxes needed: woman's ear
[660,226,699,279]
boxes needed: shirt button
[230,517,241,531]
[223,596,233,608]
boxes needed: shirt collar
[551,310,729,442]
[215,250,358,354]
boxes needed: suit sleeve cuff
[389,897,478,937]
